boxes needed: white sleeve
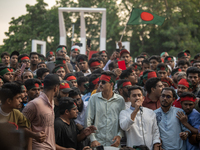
[152,112,161,144]
[119,110,134,131]
[103,59,112,71]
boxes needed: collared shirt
[85,92,125,146]
[119,107,160,150]
[143,94,161,110]
[75,103,87,127]
[28,68,37,76]
[186,109,200,150]
[154,106,189,150]
[22,92,55,150]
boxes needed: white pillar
[100,11,106,51]
[80,11,86,54]
[59,10,66,45]
[31,40,46,56]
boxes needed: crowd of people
[1,42,200,150]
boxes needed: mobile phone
[87,39,91,48]
[19,63,26,77]
[75,43,83,47]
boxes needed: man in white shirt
[119,86,160,150]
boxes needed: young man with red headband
[18,54,30,69]
[176,92,200,150]
[86,71,125,148]
[173,78,193,108]
[171,68,182,89]
[64,73,78,87]
[156,63,168,79]
[143,77,164,110]
[53,65,66,80]
[119,67,138,86]
[131,63,142,77]
[0,66,13,82]
[120,49,131,68]
[46,51,55,62]
[76,54,91,76]
[164,56,175,69]
[88,58,101,72]
[117,79,132,109]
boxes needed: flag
[127,8,165,26]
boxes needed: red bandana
[147,71,157,79]
[21,56,30,61]
[184,53,187,56]
[178,79,189,88]
[50,51,53,55]
[90,61,101,67]
[167,57,171,61]
[100,74,111,82]
[102,51,105,53]
[180,96,196,102]
[63,60,66,64]
[92,77,99,85]
[66,76,77,81]
[75,48,78,51]
[60,83,70,89]
[35,83,39,88]
[122,81,132,87]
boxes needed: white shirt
[119,107,160,150]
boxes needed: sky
[0,0,56,45]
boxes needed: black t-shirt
[54,117,78,149]
[54,105,60,119]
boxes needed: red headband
[123,81,132,87]
[178,79,189,88]
[92,77,99,85]
[21,56,30,61]
[147,71,157,79]
[167,57,171,61]
[120,49,130,56]
[74,48,79,51]
[100,74,111,82]
[60,83,70,89]
[79,59,84,62]
[50,51,53,55]
[66,76,77,81]
[180,96,196,102]
[90,61,101,67]
[35,83,39,87]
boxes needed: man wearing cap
[164,56,175,69]
[86,71,125,148]
[70,45,80,70]
[18,54,30,69]
[120,49,131,68]
[23,74,60,150]
[156,63,168,79]
[173,78,193,108]
[46,51,55,62]
[0,66,13,82]
[10,51,19,70]
[171,68,182,89]
[1,52,10,67]
[119,67,138,86]
[24,79,41,102]
[88,58,101,72]
[76,54,91,76]
[143,77,163,110]
[117,79,132,109]
[177,92,200,150]
[154,87,190,150]
[64,73,78,87]
[149,55,162,71]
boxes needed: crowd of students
[0,42,200,150]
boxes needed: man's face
[128,71,138,85]
[3,72,13,82]
[193,62,200,69]
[57,49,67,57]
[129,89,144,107]
[137,58,144,65]
[70,80,78,87]
[115,51,120,58]
[30,54,39,66]
[65,56,70,63]
[187,73,199,87]
[69,106,78,119]
[178,65,188,72]
[161,53,168,60]
[56,68,66,79]
[181,101,195,115]
[142,63,150,71]
[162,82,169,88]
[0,79,4,87]
[20,60,30,69]
[59,90,69,98]
[177,85,189,97]
[121,53,131,65]
[172,72,180,84]
[2,55,10,65]
[166,60,175,69]
[149,59,159,70]
[179,56,189,62]
[21,89,28,102]
[10,55,18,65]
[41,72,49,80]
[38,63,46,69]
[72,95,83,112]
[23,72,33,83]
[160,90,174,108]
[157,70,168,79]
[48,54,55,61]
[120,85,132,99]
[100,53,108,63]
[98,80,113,93]
[78,61,88,72]
[10,93,22,109]
[153,81,164,98]
[90,65,101,72]
[78,81,88,94]
[71,51,79,58]
[28,87,40,101]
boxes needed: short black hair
[29,52,39,58]
[177,60,191,67]
[59,97,75,115]
[89,73,101,91]
[128,85,144,97]
[149,55,162,63]
[24,78,41,91]
[1,52,10,58]
[180,92,196,99]
[88,58,101,67]
[92,68,103,74]
[0,82,21,104]
[77,76,88,86]
[91,53,99,58]
[120,67,133,79]
[74,71,84,78]
[142,59,149,65]
[186,67,200,77]
[69,87,81,97]
[76,54,88,62]
[117,79,130,90]
[64,73,76,80]
[192,60,200,66]
[108,61,115,70]
[37,68,49,79]
[161,87,178,99]
[194,53,200,60]
[137,55,145,60]
[37,61,46,67]
[145,77,161,94]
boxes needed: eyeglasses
[22,60,30,63]
[98,80,107,85]
[60,50,67,54]
[161,94,172,99]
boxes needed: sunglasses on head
[161,94,172,99]
[98,80,107,85]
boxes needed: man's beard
[78,101,84,112]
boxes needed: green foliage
[1,0,200,58]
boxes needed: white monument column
[100,11,106,51]
[80,11,86,54]
[59,10,66,45]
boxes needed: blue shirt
[186,109,200,150]
[82,92,91,102]
[154,106,189,150]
